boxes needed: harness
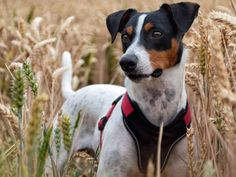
[98,92,191,174]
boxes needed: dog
[52,2,199,177]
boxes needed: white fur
[61,51,75,99]
[122,15,153,75]
[125,49,188,126]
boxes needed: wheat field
[0,0,236,177]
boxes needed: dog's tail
[61,51,75,99]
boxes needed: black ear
[161,2,200,34]
[106,9,137,43]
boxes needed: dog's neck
[125,49,188,126]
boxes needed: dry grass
[0,0,236,177]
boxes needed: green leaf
[72,112,81,137]
[35,127,53,177]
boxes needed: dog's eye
[122,34,130,43]
[152,31,162,38]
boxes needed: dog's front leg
[96,105,143,177]
[97,138,143,177]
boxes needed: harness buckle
[98,116,108,131]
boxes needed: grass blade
[36,127,53,177]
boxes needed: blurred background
[0,0,236,177]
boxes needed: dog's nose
[120,55,137,72]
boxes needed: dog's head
[106,2,199,82]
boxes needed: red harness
[98,92,191,174]
[98,94,123,147]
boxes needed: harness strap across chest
[98,92,191,174]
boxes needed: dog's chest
[133,86,180,126]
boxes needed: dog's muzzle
[120,54,138,73]
[120,55,163,80]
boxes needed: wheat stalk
[0,104,18,139]
[61,115,72,153]
[187,126,195,177]
[210,11,236,29]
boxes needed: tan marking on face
[144,22,154,31]
[126,26,133,36]
[148,39,179,69]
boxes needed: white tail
[61,51,75,99]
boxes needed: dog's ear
[106,9,137,43]
[161,2,200,35]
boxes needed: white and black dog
[52,2,199,177]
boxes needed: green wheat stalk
[36,127,53,177]
[54,127,61,158]
[23,60,38,96]
[11,69,25,114]
[61,115,72,153]
[26,94,48,176]
[10,68,25,177]
[61,112,81,177]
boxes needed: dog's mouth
[126,69,163,82]
[126,73,149,82]
[151,69,163,78]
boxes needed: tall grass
[0,0,236,176]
